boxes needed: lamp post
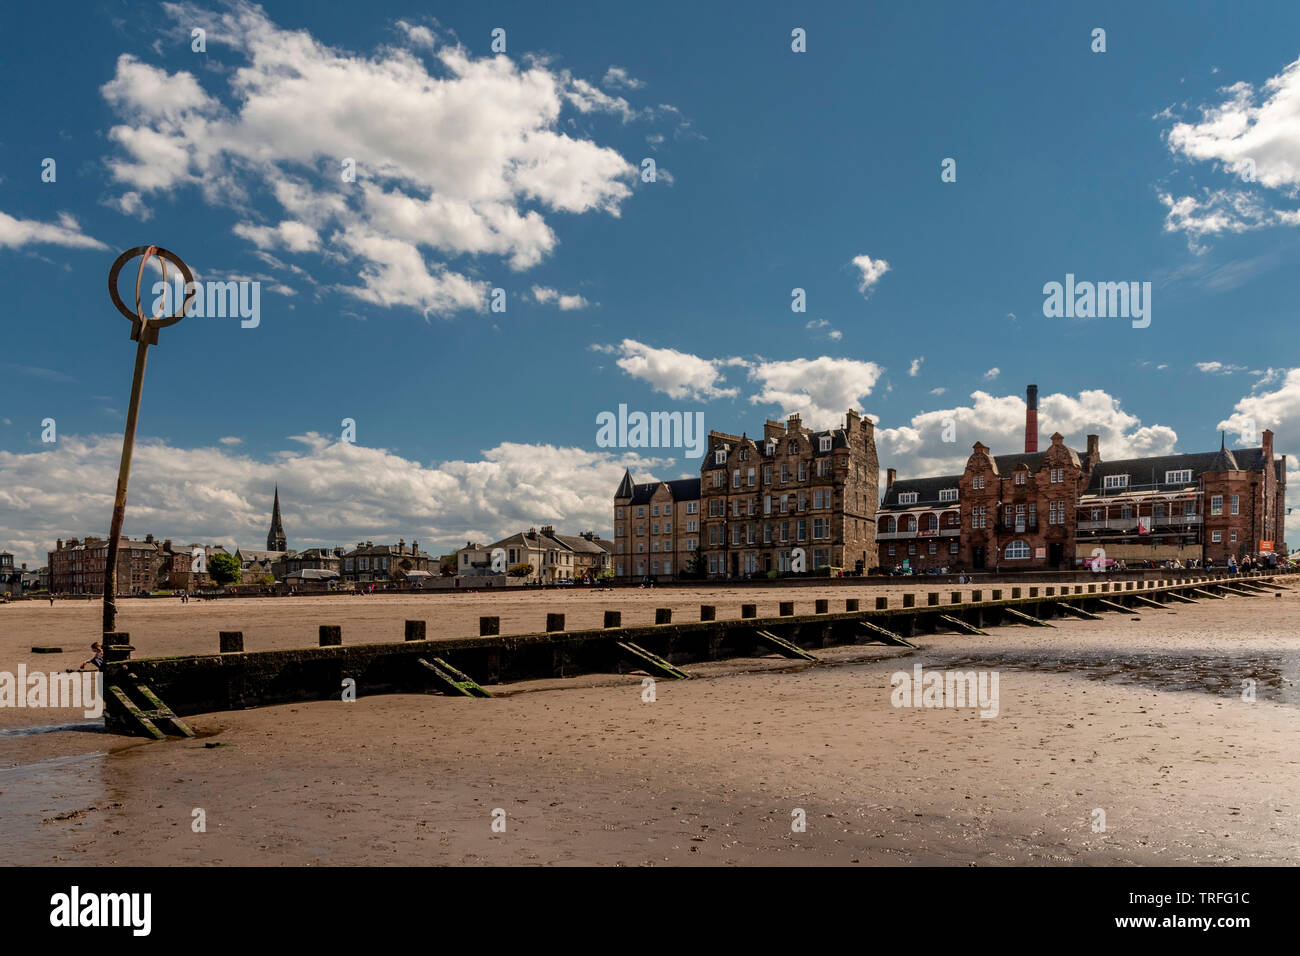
[101,246,194,634]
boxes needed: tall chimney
[1025,384,1039,453]
[886,468,897,489]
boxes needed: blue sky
[2,0,1299,565]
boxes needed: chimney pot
[886,468,897,489]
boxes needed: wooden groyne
[101,571,1295,737]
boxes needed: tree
[684,551,706,579]
[507,562,533,578]
[208,552,242,587]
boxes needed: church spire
[267,485,287,551]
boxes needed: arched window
[1004,540,1031,560]
[903,514,917,533]
[925,513,939,532]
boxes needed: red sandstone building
[878,384,1288,571]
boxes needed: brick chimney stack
[1025,384,1039,453]
[886,468,896,489]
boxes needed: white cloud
[218,436,243,445]
[531,285,591,310]
[908,357,923,377]
[983,367,1000,380]
[597,339,741,400]
[747,357,884,430]
[602,66,645,90]
[0,434,666,569]
[0,211,107,250]
[877,388,1179,482]
[1195,361,1247,374]
[98,3,651,317]
[929,387,946,396]
[1159,56,1300,247]
[850,253,890,295]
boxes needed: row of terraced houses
[612,385,1289,580]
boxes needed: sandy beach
[1,581,1297,866]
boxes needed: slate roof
[1083,446,1267,493]
[880,475,963,509]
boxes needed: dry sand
[1,581,1297,865]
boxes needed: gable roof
[1084,446,1267,492]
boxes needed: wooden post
[219,631,244,653]
[876,596,888,610]
[927,592,939,606]
[700,604,716,621]
[951,591,961,604]
[404,620,426,641]
[741,604,757,619]
[479,616,500,636]
[604,610,622,628]
[655,608,672,624]
[779,601,794,616]
[103,632,133,663]
[845,598,859,612]
[903,593,915,608]
[815,599,829,614]
[319,625,342,646]
[1011,587,1021,598]
[546,613,566,632]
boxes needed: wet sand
[1,582,1297,865]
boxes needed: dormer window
[938,488,958,502]
[819,436,831,452]
[714,450,726,465]
[1103,474,1129,490]
[1165,469,1191,484]
[766,441,775,456]
[788,441,799,454]
[1014,472,1026,485]
[898,492,919,505]
[972,475,985,490]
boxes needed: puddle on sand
[0,721,105,739]
[927,651,1297,705]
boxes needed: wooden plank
[858,619,917,647]
[417,657,493,697]
[1003,607,1054,628]
[1129,594,1166,609]
[938,613,987,636]
[1054,603,1101,620]
[1218,584,1257,597]
[615,641,690,679]
[1163,591,1199,604]
[108,684,166,740]
[1190,588,1225,600]
[129,677,195,738]
[753,629,819,661]
[1096,599,1136,614]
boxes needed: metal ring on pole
[107,245,195,345]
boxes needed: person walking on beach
[71,642,104,672]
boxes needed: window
[781,464,790,482]
[788,441,799,454]
[764,495,772,515]
[636,507,645,517]
[616,507,625,518]
[651,522,659,535]
[1230,530,1238,542]
[971,507,986,529]
[797,520,807,541]
[1212,530,1222,543]
[1050,468,1063,483]
[663,504,672,516]
[812,517,827,539]
[939,488,958,502]
[908,544,916,555]
[652,505,659,516]
[733,470,741,489]
[928,542,937,554]
[1104,475,1128,489]
[888,545,895,556]
[898,492,918,505]
[819,436,832,452]
[798,461,807,481]
[816,458,829,477]
[360,557,370,571]
[687,501,698,514]
[713,472,724,488]
[1231,495,1239,515]
[1004,540,1030,560]
[747,468,755,486]
[972,475,985,490]
[766,441,775,456]
[714,450,726,465]
[1014,472,1026,486]
[950,540,959,554]
[763,467,771,485]
[798,492,806,511]
[636,524,644,536]
[1210,495,1223,515]
[1165,469,1191,484]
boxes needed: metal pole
[102,333,151,634]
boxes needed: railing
[1078,515,1201,531]
[878,528,960,540]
